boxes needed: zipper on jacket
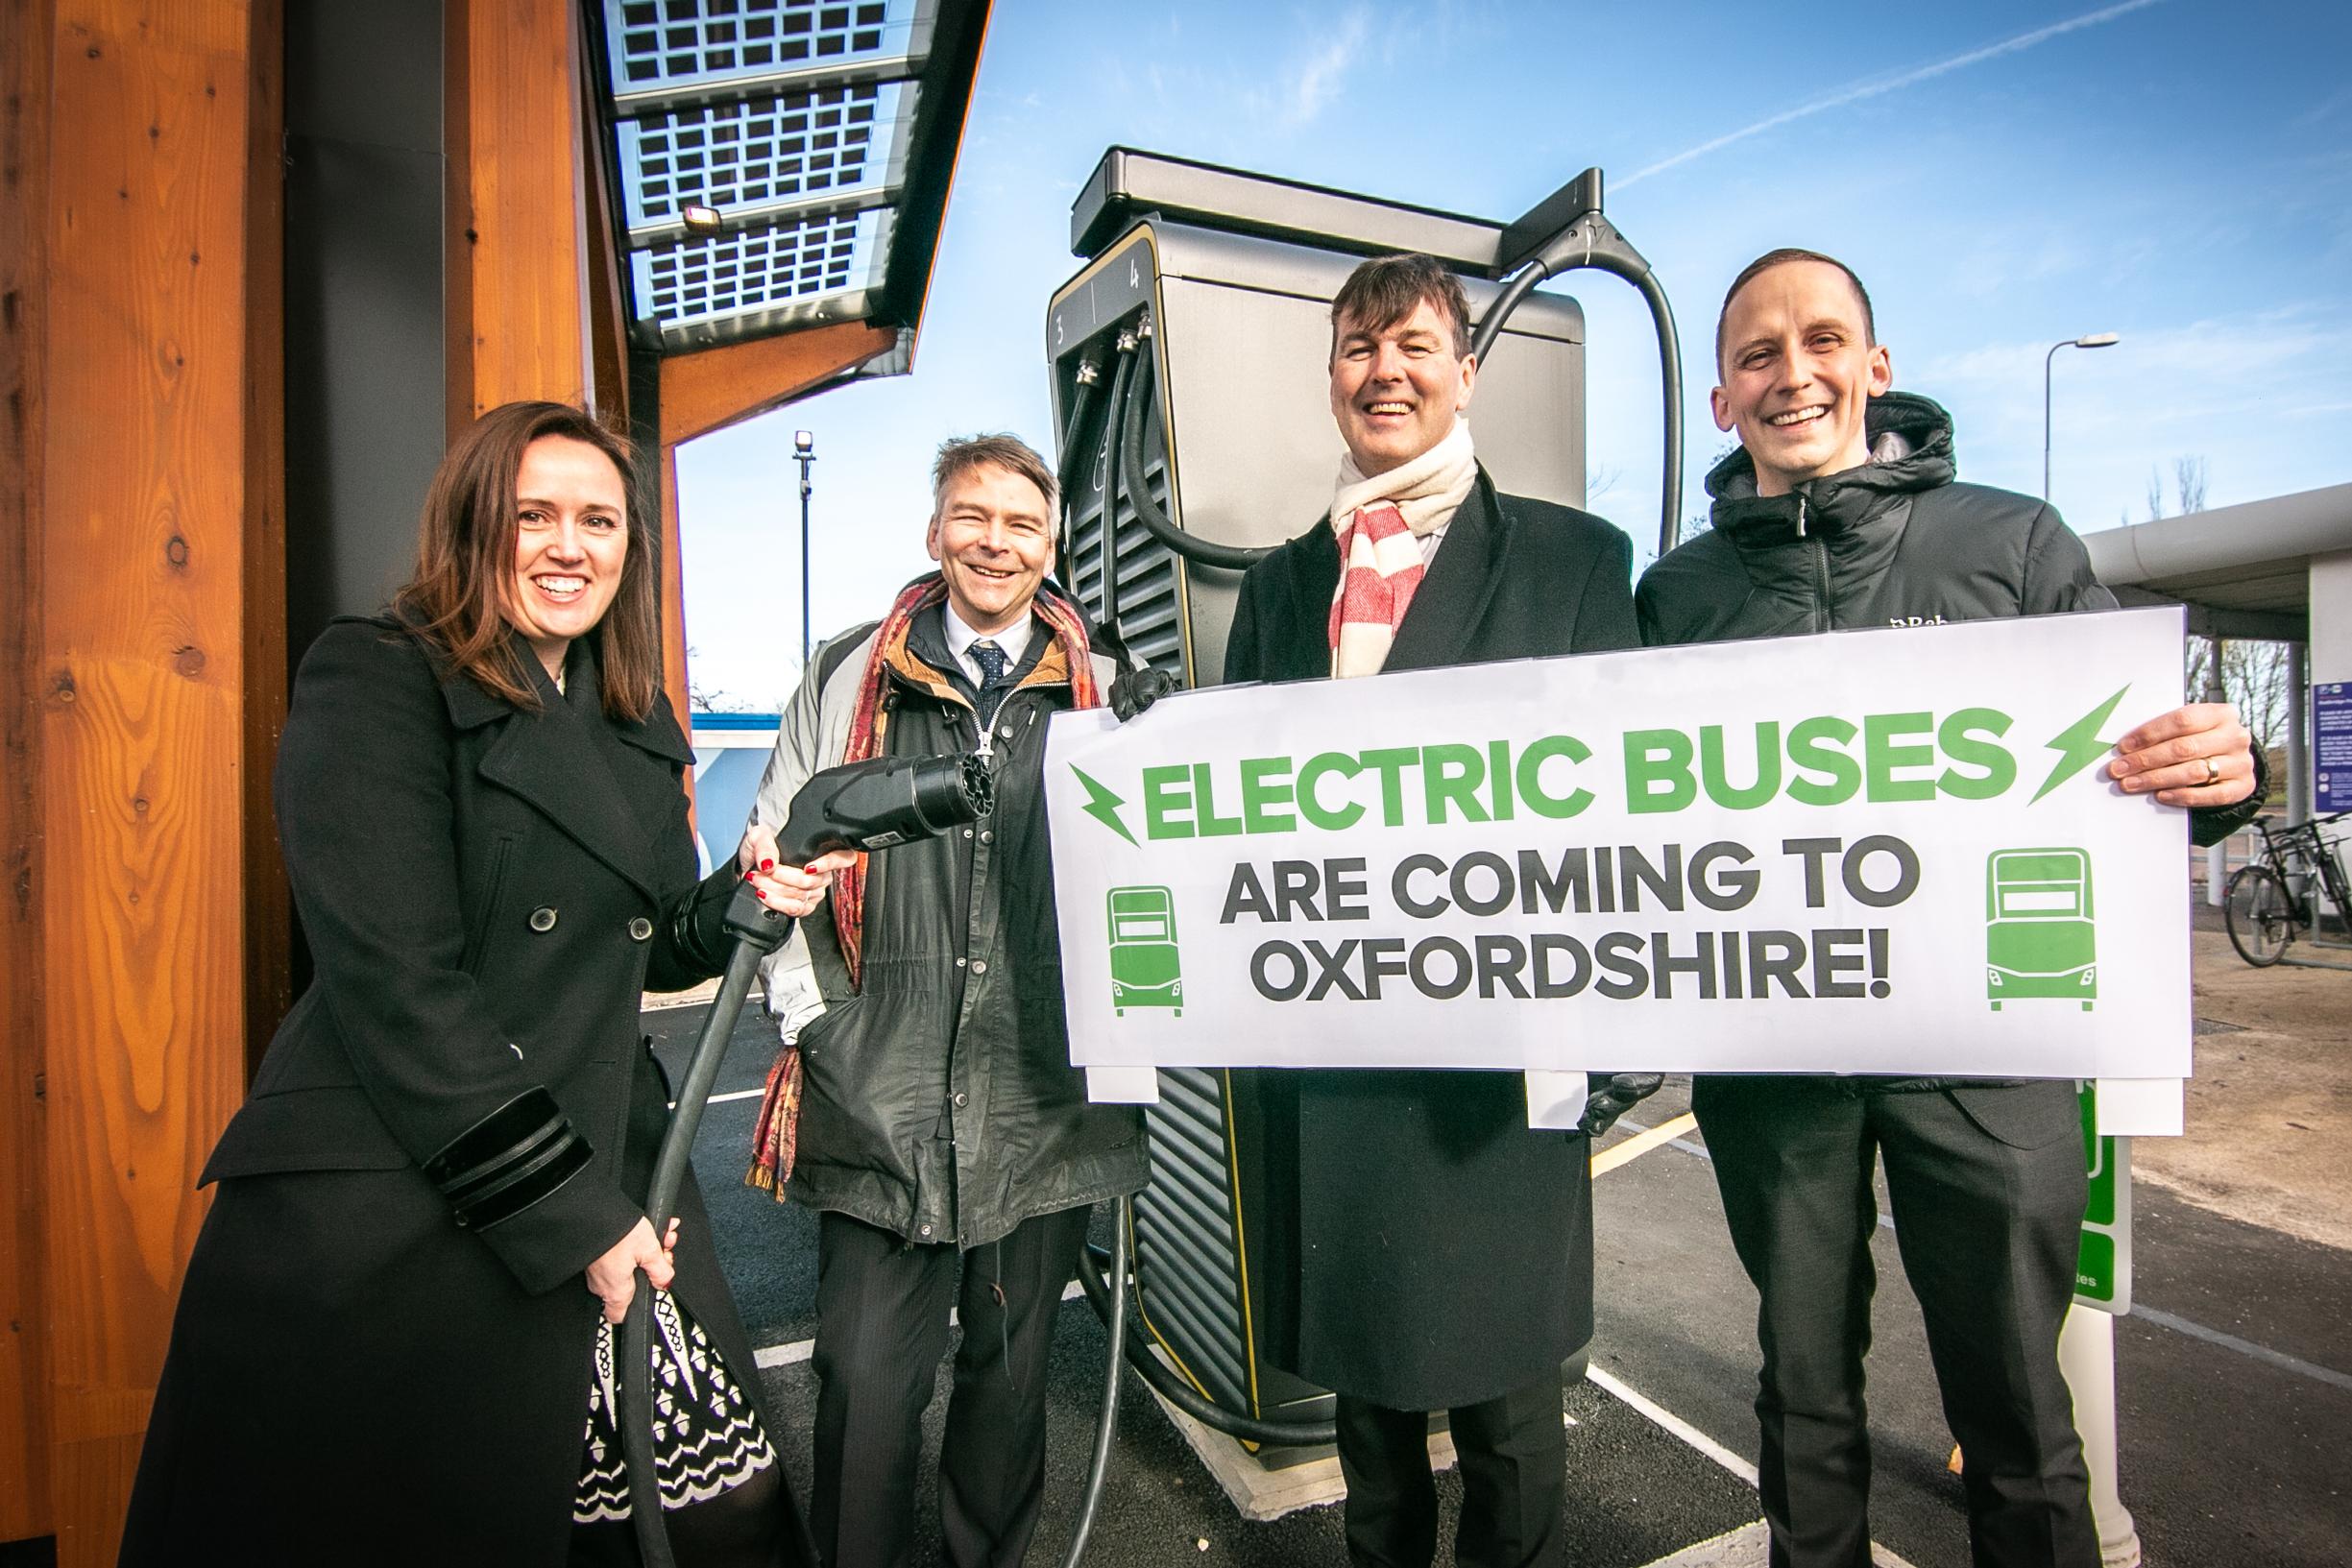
[1801,498,1834,633]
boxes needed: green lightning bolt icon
[2030,684,2131,804]
[1069,764,1137,845]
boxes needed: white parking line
[1609,1113,2352,1392]
[1586,1364,1758,1488]
[665,1087,765,1110]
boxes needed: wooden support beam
[19,3,285,1558]
[658,321,902,447]
[1,0,59,1539]
[659,446,695,768]
[457,0,594,419]
[242,0,290,1075]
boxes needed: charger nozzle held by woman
[122,402,828,1568]
[625,759,987,1567]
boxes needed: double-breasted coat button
[627,916,653,942]
[528,905,558,932]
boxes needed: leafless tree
[2172,456,2207,517]
[2149,457,2289,744]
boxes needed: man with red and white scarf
[1219,253,1642,1568]
[740,434,1148,1568]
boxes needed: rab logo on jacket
[1889,614,1950,628]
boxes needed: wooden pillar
[454,0,597,421]
[1,0,59,1544]
[9,2,286,1558]
[659,448,695,752]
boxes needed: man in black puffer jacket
[1638,249,2263,1568]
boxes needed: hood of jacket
[1685,392,1953,627]
[1706,390,1954,539]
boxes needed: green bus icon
[1107,885,1182,1017]
[1986,848,2097,1011]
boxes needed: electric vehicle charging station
[1039,149,1687,1530]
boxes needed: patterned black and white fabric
[573,1288,777,1523]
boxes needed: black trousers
[1692,1077,2098,1568]
[1334,1371,1566,1568]
[811,1204,1093,1568]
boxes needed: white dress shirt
[942,601,1036,688]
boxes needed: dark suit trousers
[1334,1371,1566,1568]
[1692,1076,2097,1568]
[811,1204,1093,1568]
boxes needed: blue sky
[674,0,2352,712]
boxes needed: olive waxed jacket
[747,591,1148,1247]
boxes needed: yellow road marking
[1590,1112,1698,1176]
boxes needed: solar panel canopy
[595,0,969,353]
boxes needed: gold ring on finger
[2201,755,2220,784]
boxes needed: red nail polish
[743,869,756,880]
[760,857,774,871]
[755,888,768,902]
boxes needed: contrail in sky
[1618,0,2166,189]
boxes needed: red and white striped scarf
[1326,421,1477,678]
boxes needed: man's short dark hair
[1714,248,1877,375]
[1330,253,1473,360]
[932,432,1058,518]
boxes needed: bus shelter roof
[2082,481,2352,642]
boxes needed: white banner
[1044,608,2190,1084]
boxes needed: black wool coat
[1223,468,1638,1411]
[122,617,802,1568]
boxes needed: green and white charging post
[2062,1079,2144,1568]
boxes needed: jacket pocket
[459,832,520,975]
[791,993,859,1057]
[1945,1079,2080,1150]
[200,1085,413,1184]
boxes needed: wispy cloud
[1909,305,2352,400]
[1619,0,2166,188]
[1250,7,1370,129]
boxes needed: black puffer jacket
[1650,392,2109,638]
[1637,394,2264,1092]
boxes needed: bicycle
[2223,808,2352,967]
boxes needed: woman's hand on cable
[2108,703,2257,808]
[736,824,859,919]
[586,1217,679,1324]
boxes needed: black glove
[1110,666,1179,722]
[1579,1073,1664,1138]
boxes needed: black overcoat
[122,617,798,1567]
[1222,469,1638,1411]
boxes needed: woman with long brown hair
[122,401,843,1566]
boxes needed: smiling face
[504,434,629,679]
[926,460,1053,636]
[1711,258,1893,496]
[1328,296,1477,477]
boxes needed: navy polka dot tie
[971,639,1008,728]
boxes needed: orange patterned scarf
[747,573,1103,1195]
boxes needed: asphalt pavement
[644,969,2352,1568]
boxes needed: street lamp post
[2044,332,2121,500]
[794,429,815,663]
